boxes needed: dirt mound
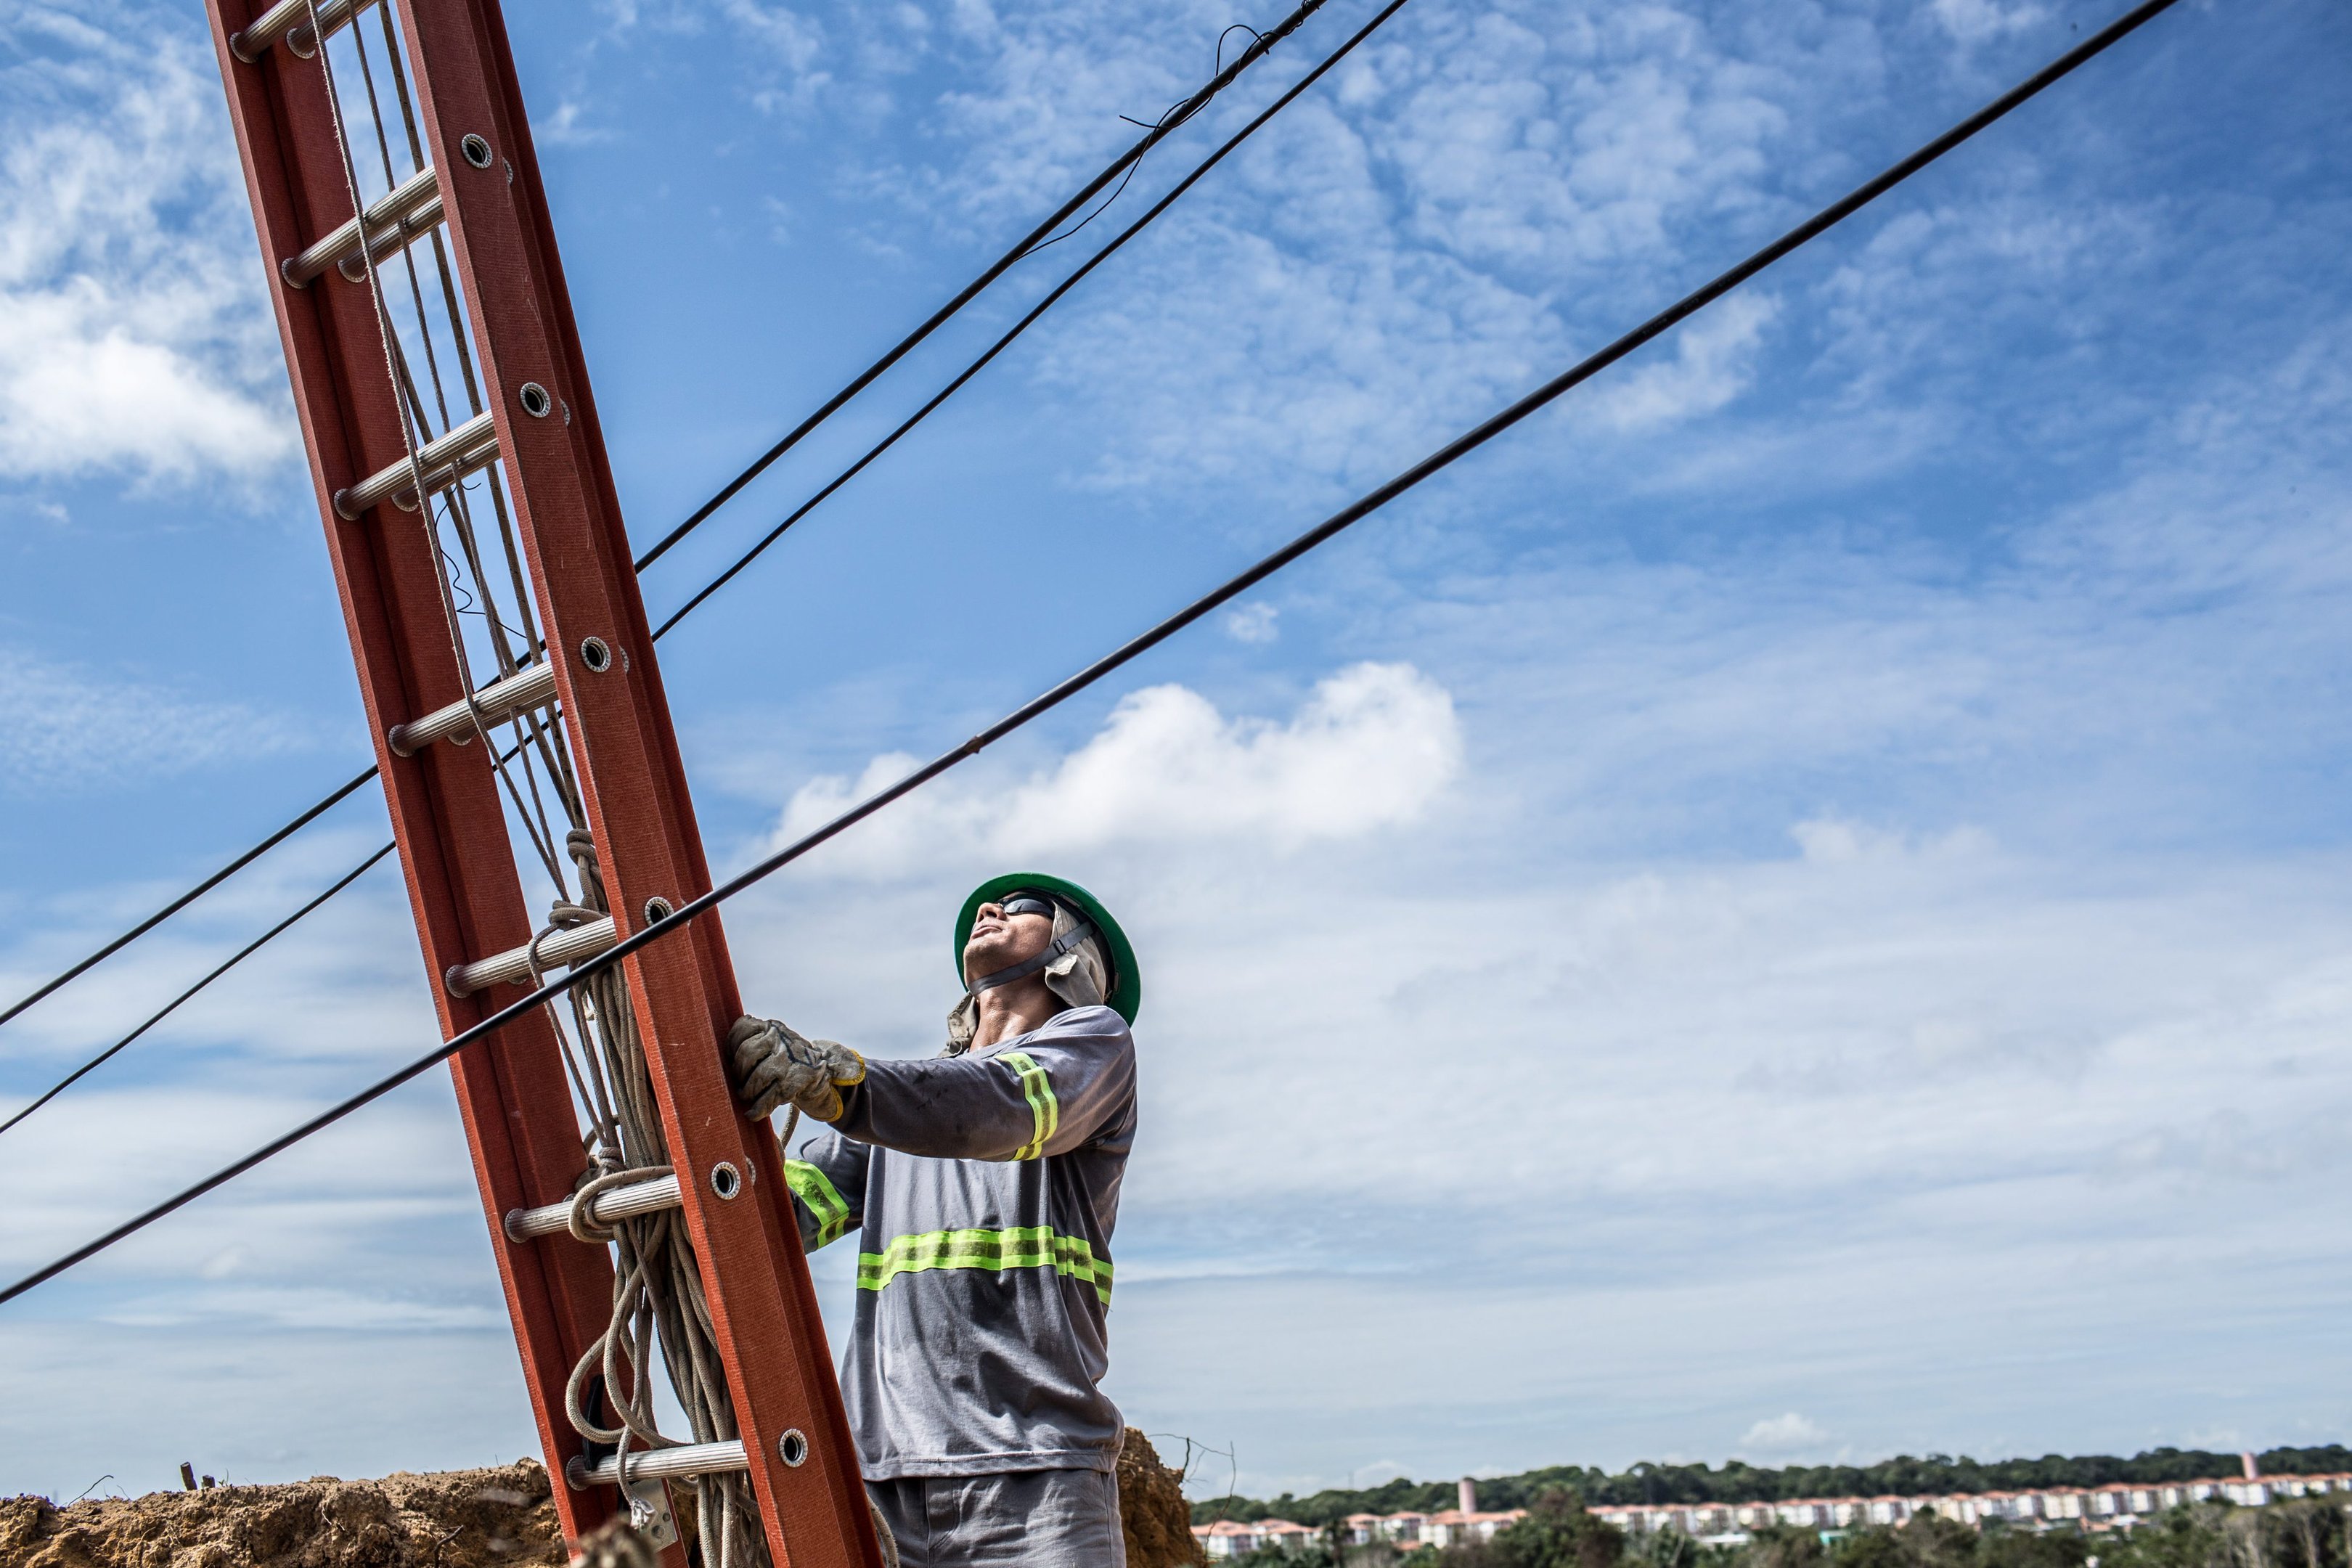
[1,1434,1202,1568]
[1119,1430,1208,1568]
[0,1460,565,1568]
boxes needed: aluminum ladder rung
[445,913,617,997]
[282,166,442,288]
[505,1172,683,1242]
[229,0,375,62]
[335,409,498,520]
[567,1440,749,1491]
[388,660,558,756]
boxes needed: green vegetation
[1212,1490,2351,1568]
[1192,1448,2352,1529]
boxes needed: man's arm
[779,1127,868,1250]
[827,1006,1134,1163]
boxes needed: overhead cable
[0,0,2185,1310]
[651,0,1416,637]
[0,766,378,1032]
[625,0,1335,574]
[0,0,1393,1125]
[0,846,396,1139]
[0,0,1338,1045]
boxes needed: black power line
[0,845,396,1138]
[0,0,2184,1310]
[650,0,1415,639]
[0,0,1342,1048]
[625,0,1336,575]
[0,767,377,1032]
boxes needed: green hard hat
[955,872,1140,1025]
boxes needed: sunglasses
[987,894,1058,920]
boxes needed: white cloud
[0,5,295,483]
[1584,292,1777,432]
[1930,0,2046,47]
[1739,1413,1830,1455]
[772,661,1462,875]
[1221,601,1281,643]
[0,644,310,794]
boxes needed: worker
[728,873,1142,1567]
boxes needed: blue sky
[2,0,2349,1504]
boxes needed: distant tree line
[1193,1447,2352,1530]
[1215,1485,2352,1568]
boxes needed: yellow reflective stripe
[783,1159,853,1249]
[1000,1050,1058,1160]
[857,1226,1112,1304]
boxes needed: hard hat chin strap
[967,919,1097,996]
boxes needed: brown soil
[1,1432,1204,1568]
[1120,1430,1209,1568]
[0,1461,565,1568]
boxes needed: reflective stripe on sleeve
[783,1159,853,1249]
[999,1050,1058,1160]
[857,1226,1112,1305]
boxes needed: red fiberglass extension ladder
[203,2,881,1563]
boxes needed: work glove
[727,1015,865,1123]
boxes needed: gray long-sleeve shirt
[780,1004,1136,1480]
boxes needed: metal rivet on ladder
[518,381,552,418]
[579,637,611,672]
[777,1430,808,1468]
[709,1162,742,1201]
[461,133,494,169]
[643,897,674,925]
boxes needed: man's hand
[727,1016,866,1123]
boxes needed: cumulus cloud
[1739,1413,1831,1455]
[0,5,295,483]
[772,661,1462,875]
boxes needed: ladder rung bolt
[579,637,612,673]
[518,382,552,418]
[461,133,494,169]
[777,1430,807,1468]
[643,897,674,925]
[709,1161,742,1201]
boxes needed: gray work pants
[865,1467,1125,1567]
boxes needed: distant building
[1197,1461,2352,1559]
[1195,1517,1320,1558]
[1583,1462,2352,1543]
[1421,1508,1530,1548]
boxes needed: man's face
[963,896,1055,982]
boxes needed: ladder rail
[203,0,881,1561]
[391,1,880,1556]
[203,4,633,1549]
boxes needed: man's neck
[970,978,1061,1053]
